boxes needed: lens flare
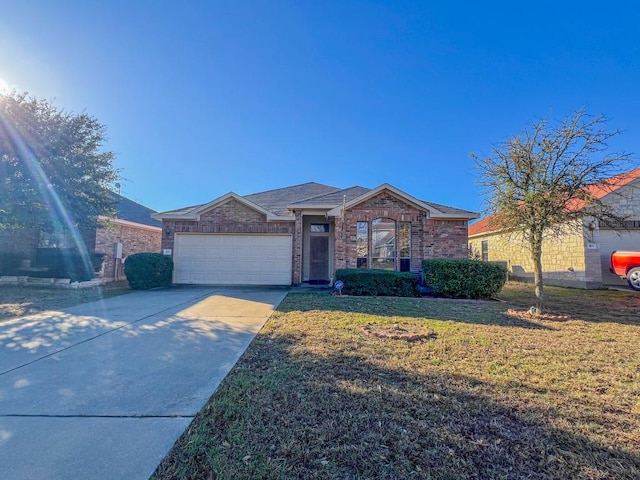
[0,115,95,280]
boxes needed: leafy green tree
[473,110,634,312]
[0,91,119,233]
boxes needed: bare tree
[473,110,635,312]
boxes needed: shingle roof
[155,181,476,220]
[289,186,372,206]
[422,201,477,218]
[111,193,162,228]
[244,182,340,216]
[157,203,206,217]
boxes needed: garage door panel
[173,234,292,285]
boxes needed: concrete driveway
[0,286,287,480]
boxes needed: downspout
[341,194,346,238]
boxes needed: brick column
[334,216,347,270]
[292,210,303,284]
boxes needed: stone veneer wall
[469,180,640,289]
[469,218,602,288]
[601,179,640,217]
[334,192,469,273]
[95,221,162,280]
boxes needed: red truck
[610,251,640,291]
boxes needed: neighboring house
[468,169,640,289]
[94,194,162,280]
[0,193,161,281]
[153,182,478,286]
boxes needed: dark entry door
[310,236,329,283]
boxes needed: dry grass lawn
[152,282,640,479]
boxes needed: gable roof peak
[245,181,338,197]
[326,183,478,220]
[244,182,341,216]
[154,191,293,222]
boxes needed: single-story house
[153,182,479,286]
[94,194,162,280]
[0,192,161,281]
[468,169,640,289]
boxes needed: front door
[309,235,329,284]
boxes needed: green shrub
[124,253,173,290]
[0,252,23,275]
[422,259,507,299]
[335,269,420,297]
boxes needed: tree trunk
[531,239,544,313]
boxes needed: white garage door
[173,234,292,285]
[599,230,640,286]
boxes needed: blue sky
[1,1,638,214]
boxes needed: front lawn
[152,283,640,479]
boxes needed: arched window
[371,218,396,270]
[356,218,411,271]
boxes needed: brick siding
[160,199,296,253]
[335,192,469,273]
[95,221,162,280]
[159,195,469,285]
[293,210,303,284]
[160,199,297,280]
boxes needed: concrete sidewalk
[0,286,287,480]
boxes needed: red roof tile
[468,215,499,236]
[469,168,640,237]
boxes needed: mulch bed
[505,308,571,322]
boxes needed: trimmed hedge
[335,269,420,297]
[124,253,173,290]
[422,259,507,299]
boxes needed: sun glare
[0,77,9,92]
